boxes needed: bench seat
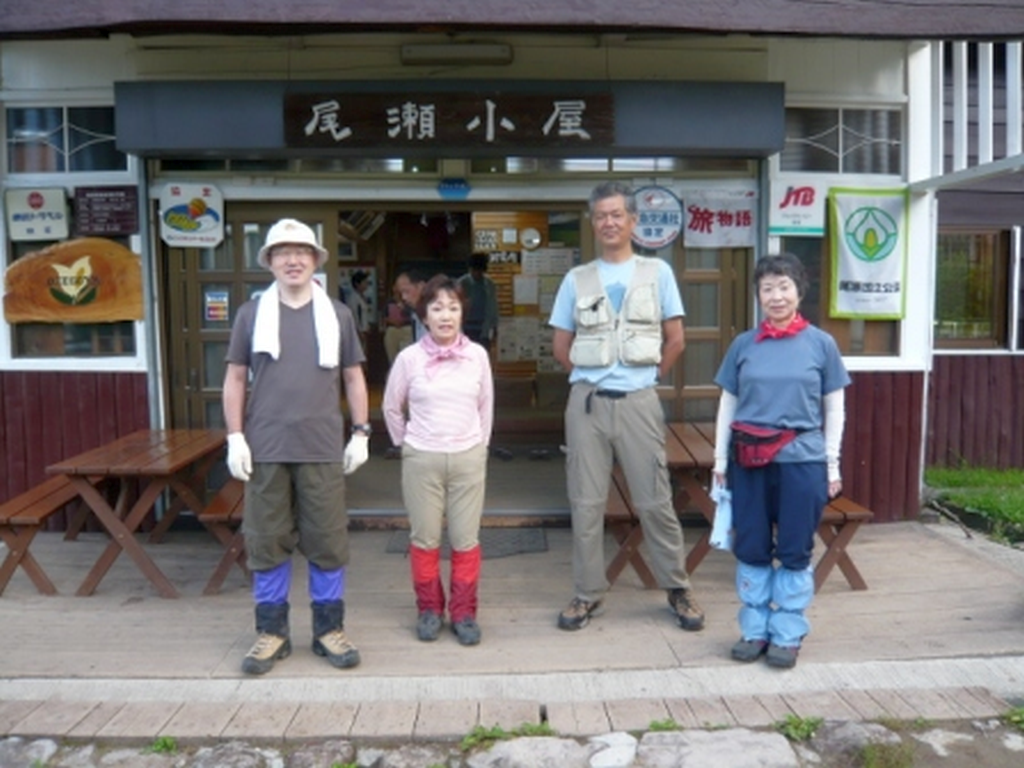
[0,475,96,595]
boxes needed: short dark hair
[589,181,637,216]
[469,252,489,272]
[753,253,808,299]
[396,268,425,285]
[417,273,466,320]
[351,270,369,289]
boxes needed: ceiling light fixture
[400,43,514,66]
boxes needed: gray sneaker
[766,643,799,669]
[557,597,603,631]
[241,633,291,675]
[667,588,706,631]
[731,638,768,662]
[416,610,442,642]
[313,629,361,669]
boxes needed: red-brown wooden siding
[0,371,149,528]
[927,355,1024,469]
[842,371,924,523]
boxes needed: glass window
[782,108,902,175]
[7,106,126,173]
[934,231,1008,348]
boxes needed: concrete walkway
[1,519,1022,742]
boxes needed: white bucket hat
[257,218,329,269]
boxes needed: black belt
[585,388,630,413]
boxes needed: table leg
[814,520,868,592]
[605,522,657,588]
[674,472,716,577]
[0,526,58,596]
[148,460,220,543]
[74,479,180,599]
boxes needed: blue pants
[728,462,827,647]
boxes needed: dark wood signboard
[285,92,614,150]
[73,186,139,237]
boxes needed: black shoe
[452,618,482,646]
[730,638,768,663]
[557,597,603,631]
[766,643,799,669]
[667,588,706,632]
[416,610,442,642]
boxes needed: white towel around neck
[252,281,340,369]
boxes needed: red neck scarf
[755,313,809,343]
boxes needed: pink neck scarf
[421,333,472,379]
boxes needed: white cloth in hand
[343,434,369,475]
[226,432,252,482]
[709,480,733,552]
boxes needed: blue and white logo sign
[632,186,683,250]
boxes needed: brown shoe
[557,597,603,631]
[313,629,361,669]
[241,633,291,675]
[668,588,705,631]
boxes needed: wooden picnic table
[46,429,226,598]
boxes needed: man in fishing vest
[548,181,706,633]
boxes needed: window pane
[682,283,718,327]
[935,232,1005,346]
[842,109,902,175]
[68,107,126,172]
[7,107,63,172]
[781,109,839,172]
[14,321,136,356]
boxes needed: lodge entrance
[159,200,751,475]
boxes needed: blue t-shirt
[714,325,850,463]
[548,256,684,391]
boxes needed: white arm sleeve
[713,391,737,475]
[824,389,845,483]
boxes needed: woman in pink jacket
[383,274,494,645]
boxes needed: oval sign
[632,186,683,250]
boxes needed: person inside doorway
[222,218,371,675]
[383,283,414,366]
[712,253,849,669]
[394,269,428,342]
[346,269,372,347]
[383,274,494,646]
[548,181,705,633]
[457,252,499,351]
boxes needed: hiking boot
[766,643,799,669]
[731,638,769,663]
[557,597,603,631]
[667,588,706,631]
[242,633,291,675]
[452,618,482,646]
[417,610,443,642]
[313,629,361,669]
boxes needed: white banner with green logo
[828,187,908,319]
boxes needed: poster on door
[683,190,756,248]
[159,183,224,247]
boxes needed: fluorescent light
[400,43,513,66]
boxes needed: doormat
[385,528,548,559]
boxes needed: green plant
[861,741,915,768]
[774,714,822,742]
[1003,705,1024,732]
[145,736,177,754]
[330,763,357,768]
[459,721,557,751]
[648,718,681,731]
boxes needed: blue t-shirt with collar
[714,325,850,463]
[549,255,684,391]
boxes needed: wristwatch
[351,423,372,436]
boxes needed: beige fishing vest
[568,256,664,368]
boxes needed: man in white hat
[223,218,371,675]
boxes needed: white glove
[343,434,369,475]
[226,432,252,482]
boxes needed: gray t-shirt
[226,297,365,463]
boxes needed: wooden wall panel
[0,371,149,527]
[841,371,924,523]
[927,356,1024,469]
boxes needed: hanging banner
[828,187,908,319]
[159,183,224,247]
[768,180,827,237]
[683,190,756,248]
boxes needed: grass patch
[925,466,1024,542]
[648,718,682,731]
[145,736,178,754]
[861,741,915,768]
[1003,705,1024,733]
[459,722,556,752]
[774,714,822,742]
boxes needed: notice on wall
[5,188,69,241]
[159,183,224,247]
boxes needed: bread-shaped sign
[3,238,143,323]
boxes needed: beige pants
[384,325,414,365]
[401,443,488,551]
